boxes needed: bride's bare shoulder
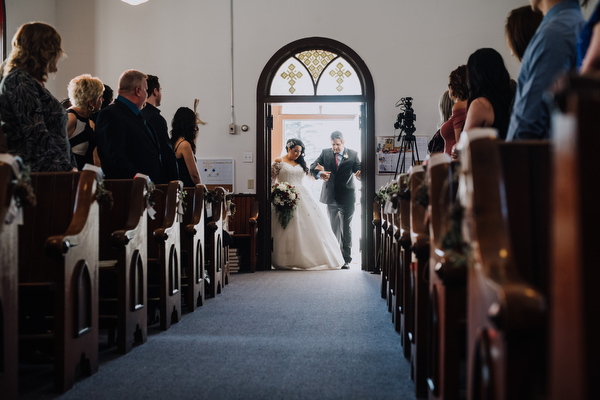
[273,157,283,163]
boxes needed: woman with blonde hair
[428,90,453,154]
[66,74,104,169]
[0,22,74,171]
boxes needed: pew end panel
[458,129,548,400]
[147,180,183,330]
[205,187,225,298]
[18,171,99,393]
[99,178,149,353]
[0,156,19,399]
[409,165,430,399]
[549,75,600,400]
[426,153,467,400]
[398,173,412,359]
[181,184,206,311]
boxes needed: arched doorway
[256,37,375,271]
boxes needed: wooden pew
[205,187,225,298]
[397,173,412,359]
[221,192,233,285]
[458,128,548,400]
[380,196,389,300]
[385,199,396,313]
[98,178,148,353]
[180,184,206,311]
[426,153,467,400]
[372,198,382,273]
[147,180,183,330]
[409,165,430,398]
[18,171,99,393]
[548,75,600,400]
[228,194,259,273]
[0,155,20,399]
[388,194,399,319]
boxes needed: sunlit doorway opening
[256,37,375,272]
[270,102,362,269]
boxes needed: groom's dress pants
[327,202,355,264]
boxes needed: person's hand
[315,163,324,171]
[354,170,361,180]
[451,144,458,160]
[321,171,331,181]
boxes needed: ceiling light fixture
[121,0,148,5]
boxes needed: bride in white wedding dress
[271,138,344,270]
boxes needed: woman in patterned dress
[0,22,75,171]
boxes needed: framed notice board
[197,158,234,192]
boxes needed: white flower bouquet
[271,182,299,229]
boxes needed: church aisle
[53,269,414,400]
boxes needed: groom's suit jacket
[310,147,360,205]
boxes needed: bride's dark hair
[286,138,309,174]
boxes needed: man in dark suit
[96,69,167,184]
[310,131,361,269]
[140,74,179,182]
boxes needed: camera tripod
[393,133,420,179]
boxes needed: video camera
[393,97,416,137]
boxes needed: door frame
[256,37,375,271]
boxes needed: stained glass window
[269,49,362,96]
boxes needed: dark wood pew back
[18,170,99,393]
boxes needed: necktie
[335,153,339,170]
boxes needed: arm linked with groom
[309,131,361,268]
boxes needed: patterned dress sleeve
[270,161,282,186]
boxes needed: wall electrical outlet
[229,123,236,134]
[243,152,253,163]
[247,179,254,189]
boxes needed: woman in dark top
[171,107,201,187]
[0,22,74,171]
[66,74,104,170]
[463,48,514,140]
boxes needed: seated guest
[0,22,75,171]
[578,1,600,75]
[507,0,586,140]
[66,74,104,170]
[505,6,543,63]
[463,48,513,140]
[171,107,202,187]
[96,70,167,183]
[140,75,179,182]
[442,65,468,157]
[428,90,452,155]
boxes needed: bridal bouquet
[271,182,299,229]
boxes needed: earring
[89,105,95,112]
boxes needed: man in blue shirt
[96,69,167,183]
[506,0,586,141]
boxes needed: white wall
[7,0,585,192]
